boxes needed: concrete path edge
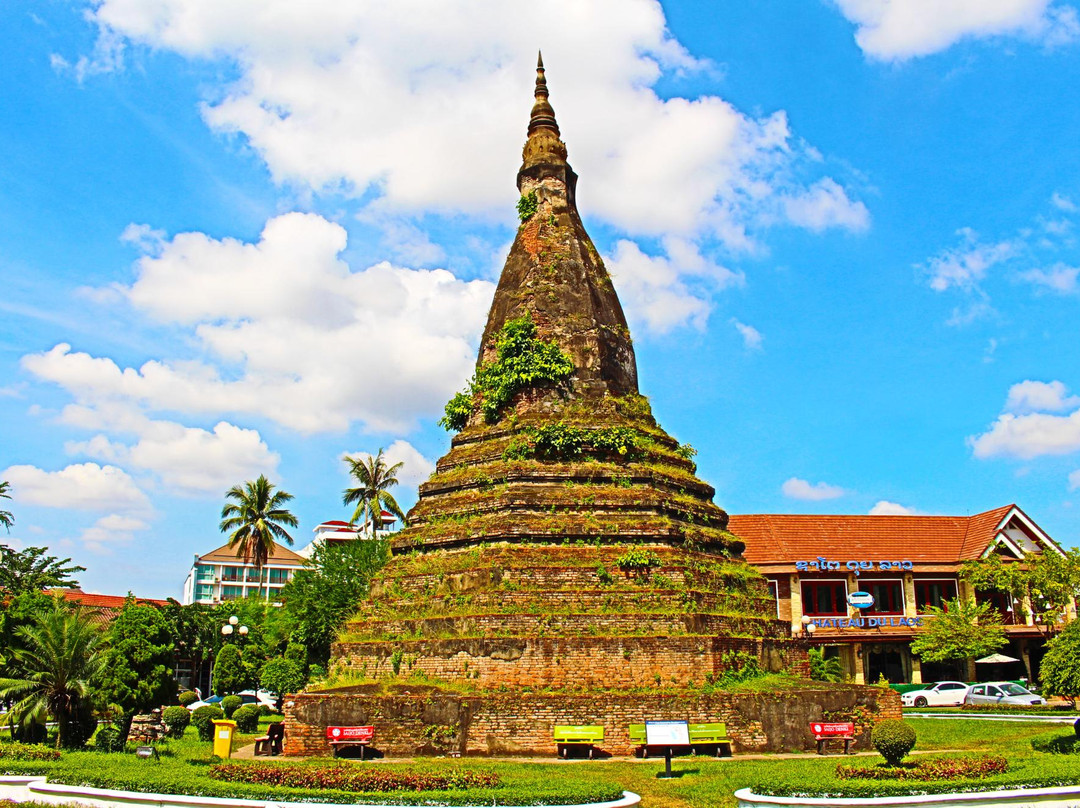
[735,784,1080,808]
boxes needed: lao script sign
[796,557,914,576]
[645,720,690,746]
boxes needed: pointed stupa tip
[528,50,560,137]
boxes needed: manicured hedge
[1031,729,1080,754]
[191,706,224,741]
[838,755,1008,781]
[0,744,60,761]
[220,696,242,719]
[161,706,191,738]
[211,762,500,792]
[871,719,916,765]
[231,706,258,734]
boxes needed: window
[985,685,1003,698]
[863,580,904,615]
[970,685,986,696]
[196,584,213,600]
[801,580,847,616]
[915,579,957,613]
[269,568,290,584]
[221,585,243,600]
[221,568,242,583]
[937,683,966,692]
[196,565,215,581]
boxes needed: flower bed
[0,746,60,762]
[210,762,500,792]
[837,754,1008,781]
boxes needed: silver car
[965,681,1046,706]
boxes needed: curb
[735,784,1080,807]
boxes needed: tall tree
[0,481,12,533]
[0,545,85,595]
[910,597,1008,681]
[1040,617,1080,703]
[0,601,106,748]
[280,536,390,665]
[219,475,298,598]
[343,449,406,536]
[101,596,176,738]
[961,549,1080,638]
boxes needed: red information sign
[810,722,854,737]
[326,726,374,742]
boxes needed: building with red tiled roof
[50,589,169,626]
[729,505,1069,686]
[181,540,306,606]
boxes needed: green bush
[0,743,61,761]
[232,705,258,733]
[257,704,273,717]
[177,691,198,707]
[1032,729,1080,754]
[161,706,191,738]
[838,754,1008,780]
[191,705,224,741]
[93,725,126,752]
[872,719,917,765]
[220,695,242,718]
[211,762,500,791]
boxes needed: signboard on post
[645,720,690,746]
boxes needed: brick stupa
[282,59,893,759]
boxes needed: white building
[181,541,306,605]
[297,514,399,559]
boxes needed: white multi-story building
[297,514,399,559]
[181,541,306,605]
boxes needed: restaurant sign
[811,616,924,629]
[796,557,914,575]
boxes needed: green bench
[553,725,604,758]
[628,722,732,757]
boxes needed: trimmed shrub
[1032,729,1080,754]
[257,705,273,717]
[191,705,224,741]
[838,754,1008,780]
[161,706,191,738]
[232,705,258,733]
[178,691,198,707]
[872,719,916,765]
[210,762,500,791]
[0,743,61,761]
[220,695,242,718]
[94,725,126,752]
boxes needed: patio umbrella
[975,653,1020,664]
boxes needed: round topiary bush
[220,695,242,718]
[191,705,224,741]
[178,691,198,707]
[162,705,191,738]
[232,705,258,733]
[872,719,917,765]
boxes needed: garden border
[0,776,640,808]
[735,784,1080,808]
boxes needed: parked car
[965,681,1047,707]
[900,681,970,708]
[186,690,277,712]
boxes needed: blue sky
[3,0,1080,599]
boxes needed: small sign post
[646,720,689,778]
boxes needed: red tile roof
[48,589,170,626]
[729,505,1016,565]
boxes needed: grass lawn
[3,718,1080,808]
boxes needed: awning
[975,653,1020,664]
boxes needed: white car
[187,689,278,712]
[901,681,971,708]
[965,682,1047,707]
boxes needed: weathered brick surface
[283,686,900,757]
[331,635,804,689]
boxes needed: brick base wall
[283,685,899,758]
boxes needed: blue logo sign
[848,591,875,609]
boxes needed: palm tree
[0,480,13,533]
[219,475,298,598]
[0,601,107,748]
[343,449,407,537]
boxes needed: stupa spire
[521,52,568,171]
[528,52,560,137]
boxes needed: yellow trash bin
[211,719,237,758]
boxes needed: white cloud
[1,463,151,514]
[923,228,1016,292]
[81,0,867,249]
[970,409,1080,459]
[833,0,1078,61]
[79,514,150,555]
[731,319,763,350]
[67,416,279,497]
[1069,469,1080,490]
[1005,380,1080,413]
[1051,191,1078,212]
[606,239,742,334]
[24,213,495,434]
[869,500,920,515]
[781,477,846,501]
[781,178,870,233]
[1020,263,1079,294]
